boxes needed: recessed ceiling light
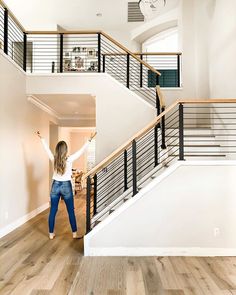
[74,111,79,114]
[96,13,102,17]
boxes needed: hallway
[1,191,236,294]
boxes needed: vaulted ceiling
[4,0,138,31]
[4,0,179,31]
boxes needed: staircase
[84,99,236,232]
[2,0,235,242]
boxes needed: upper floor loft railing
[103,52,182,88]
[0,1,182,110]
[84,98,236,233]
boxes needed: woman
[36,131,96,240]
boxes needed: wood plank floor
[1,191,236,295]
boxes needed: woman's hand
[36,131,42,139]
[89,131,97,142]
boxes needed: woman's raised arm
[68,132,97,162]
[36,131,54,162]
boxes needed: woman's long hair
[54,141,68,175]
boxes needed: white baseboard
[86,247,236,257]
[0,202,49,238]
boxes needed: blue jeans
[49,180,77,233]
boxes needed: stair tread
[184,127,212,129]
[167,135,216,138]
[185,154,226,157]
[169,144,221,147]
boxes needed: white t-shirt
[41,138,89,181]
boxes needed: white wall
[178,0,197,99]
[85,162,236,256]
[192,0,210,98]
[176,0,209,99]
[208,0,236,98]
[107,30,141,52]
[26,73,156,163]
[0,52,58,237]
[179,0,236,99]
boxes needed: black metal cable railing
[63,34,98,72]
[101,52,181,103]
[88,100,175,220]
[0,4,4,50]
[0,3,25,68]
[142,53,181,88]
[183,103,236,158]
[85,100,236,233]
[7,14,24,68]
[26,34,59,73]
[86,101,181,232]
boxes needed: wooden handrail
[179,99,236,104]
[0,0,25,32]
[103,52,182,56]
[25,30,102,35]
[137,52,182,56]
[156,86,166,108]
[83,98,236,179]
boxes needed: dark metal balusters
[59,33,63,73]
[86,176,91,233]
[93,174,98,216]
[132,139,138,196]
[140,54,143,88]
[23,32,27,71]
[161,107,166,149]
[179,103,184,160]
[124,149,128,192]
[127,53,130,88]
[97,33,101,72]
[154,125,159,167]
[3,8,8,54]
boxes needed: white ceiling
[4,0,179,31]
[4,0,138,31]
[34,94,96,120]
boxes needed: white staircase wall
[85,161,236,256]
[26,73,156,163]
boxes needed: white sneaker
[49,233,55,240]
[72,232,83,239]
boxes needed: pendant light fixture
[138,0,167,20]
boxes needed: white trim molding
[0,202,49,239]
[87,247,236,257]
[28,95,60,119]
